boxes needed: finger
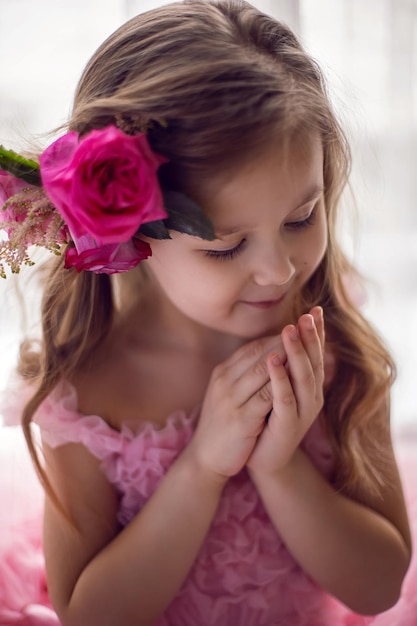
[281,324,317,418]
[208,340,280,412]
[266,352,298,420]
[233,333,290,407]
[219,333,286,383]
[297,314,324,388]
[242,378,274,419]
[310,306,325,351]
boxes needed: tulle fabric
[0,425,58,625]
[0,381,416,625]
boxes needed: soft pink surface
[0,382,416,625]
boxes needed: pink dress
[0,381,416,626]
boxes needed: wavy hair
[19,0,394,509]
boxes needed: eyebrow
[214,184,324,237]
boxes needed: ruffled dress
[0,381,416,626]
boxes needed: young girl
[0,1,416,624]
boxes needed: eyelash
[286,208,317,230]
[205,239,246,261]
[205,208,317,261]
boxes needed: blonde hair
[20,0,394,506]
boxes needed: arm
[250,447,411,615]
[43,333,286,626]
[43,440,226,626]
[248,308,412,615]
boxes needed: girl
[0,1,416,624]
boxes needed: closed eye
[204,239,246,261]
[285,207,317,230]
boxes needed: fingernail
[270,352,281,367]
[304,314,314,330]
[289,325,298,341]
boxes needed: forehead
[196,133,324,229]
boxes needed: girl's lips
[241,295,285,309]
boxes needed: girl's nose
[252,242,295,286]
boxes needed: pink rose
[40,126,168,246]
[64,233,151,274]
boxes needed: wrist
[178,445,229,494]
[249,448,306,487]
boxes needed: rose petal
[64,238,151,274]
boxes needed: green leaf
[0,145,41,187]
[162,190,216,241]
[138,220,171,239]
[138,190,216,241]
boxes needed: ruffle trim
[33,381,197,451]
[33,381,198,525]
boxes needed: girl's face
[143,134,327,340]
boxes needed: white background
[0,0,416,436]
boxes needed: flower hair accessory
[0,125,215,277]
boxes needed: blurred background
[0,0,416,436]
